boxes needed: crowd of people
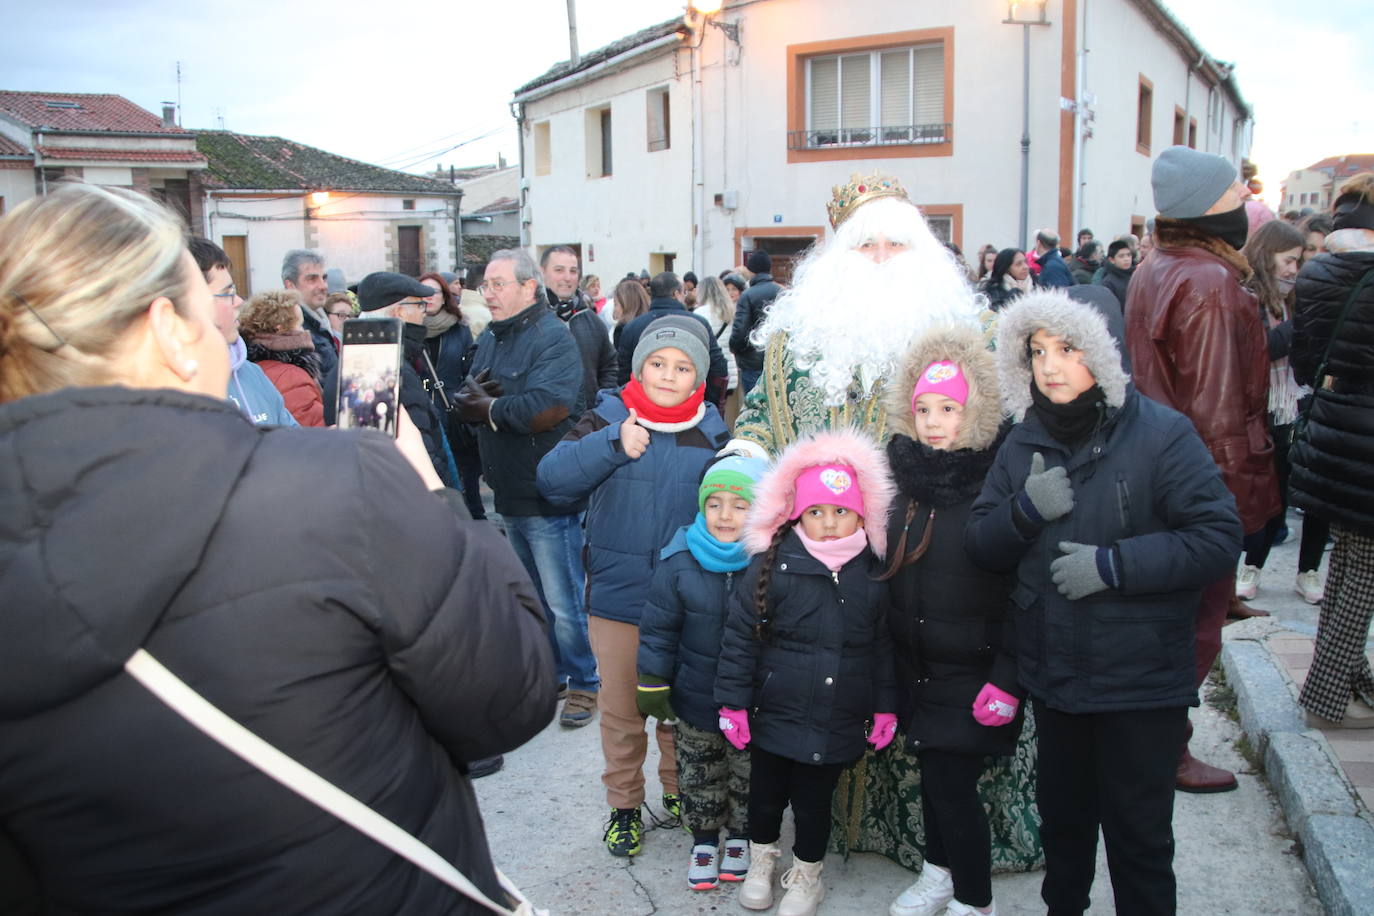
[2,146,1372,916]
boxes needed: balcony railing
[788,123,951,150]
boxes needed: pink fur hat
[744,427,896,556]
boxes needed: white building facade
[514,0,1251,282]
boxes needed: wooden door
[398,226,422,276]
[222,235,250,297]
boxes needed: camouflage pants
[674,719,751,836]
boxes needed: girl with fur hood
[714,428,898,916]
[881,324,1032,916]
[239,290,325,427]
[966,289,1241,915]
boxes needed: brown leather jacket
[1125,218,1280,534]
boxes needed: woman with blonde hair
[239,288,325,427]
[696,275,741,427]
[0,182,555,913]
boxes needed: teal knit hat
[699,454,767,511]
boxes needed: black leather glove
[454,371,497,424]
[475,368,503,397]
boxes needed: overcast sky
[5,0,1370,204]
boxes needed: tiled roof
[36,146,205,164]
[1303,154,1374,178]
[0,91,190,135]
[472,196,517,214]
[196,130,459,195]
[515,18,684,96]
[0,134,31,157]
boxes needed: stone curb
[1222,639,1374,916]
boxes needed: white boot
[889,861,954,916]
[945,898,998,916]
[777,857,826,916]
[738,841,780,910]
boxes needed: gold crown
[826,172,911,228]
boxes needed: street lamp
[1003,1,1051,251]
[684,0,740,47]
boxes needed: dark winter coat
[638,527,744,731]
[1096,261,1134,309]
[616,297,729,406]
[1035,248,1074,288]
[424,320,476,406]
[1289,247,1374,535]
[536,390,728,625]
[468,301,586,516]
[0,386,555,916]
[549,288,618,411]
[730,273,781,373]
[1068,256,1098,286]
[967,290,1242,714]
[301,307,339,380]
[1125,217,1280,534]
[983,280,1026,313]
[715,530,897,765]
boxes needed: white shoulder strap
[124,649,545,916]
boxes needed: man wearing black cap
[322,271,455,490]
[729,249,780,395]
[1126,145,1279,794]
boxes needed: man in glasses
[188,236,297,427]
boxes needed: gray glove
[1050,541,1120,600]
[1017,452,1074,524]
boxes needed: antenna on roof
[566,0,580,67]
[175,61,183,127]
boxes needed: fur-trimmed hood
[995,289,1131,421]
[745,427,896,557]
[885,322,1004,451]
[1154,216,1252,281]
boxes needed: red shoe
[1176,750,1238,793]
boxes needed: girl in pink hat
[714,427,898,916]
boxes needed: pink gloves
[718,707,751,750]
[972,683,1019,727]
[868,713,898,751]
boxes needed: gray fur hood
[885,322,1004,451]
[994,288,1131,420]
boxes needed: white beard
[755,247,984,405]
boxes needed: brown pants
[1194,575,1232,687]
[588,616,678,809]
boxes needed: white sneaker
[688,843,719,891]
[739,841,780,910]
[777,858,825,916]
[889,862,954,916]
[945,899,998,916]
[720,836,750,882]
[1236,564,1261,600]
[1295,570,1323,605]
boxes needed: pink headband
[911,360,969,415]
[790,464,865,519]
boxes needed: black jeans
[1243,422,1327,572]
[748,747,845,863]
[920,749,992,908]
[1033,700,1187,916]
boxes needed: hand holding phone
[337,318,404,438]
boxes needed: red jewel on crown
[857,185,867,193]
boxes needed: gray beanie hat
[632,314,710,384]
[1152,146,1238,219]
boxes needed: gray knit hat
[1152,146,1239,219]
[632,314,710,383]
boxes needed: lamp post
[1003,1,1051,251]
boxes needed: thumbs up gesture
[620,408,650,459]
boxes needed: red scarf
[620,377,706,425]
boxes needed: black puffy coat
[966,389,1241,713]
[884,432,1022,757]
[548,288,618,411]
[1289,249,1374,535]
[0,387,555,915]
[638,527,745,731]
[729,273,781,373]
[715,531,897,765]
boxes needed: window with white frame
[802,43,945,148]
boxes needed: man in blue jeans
[455,248,599,728]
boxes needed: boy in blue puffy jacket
[537,314,729,859]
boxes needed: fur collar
[885,322,1004,450]
[246,340,322,382]
[744,427,896,557]
[994,289,1131,421]
[1154,216,1252,279]
[886,422,1010,508]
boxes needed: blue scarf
[684,513,749,572]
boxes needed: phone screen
[337,318,404,438]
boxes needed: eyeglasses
[328,310,352,319]
[478,278,524,295]
[212,286,237,300]
[398,299,429,310]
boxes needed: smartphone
[337,318,404,438]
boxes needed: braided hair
[753,518,798,643]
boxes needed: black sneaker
[467,755,503,779]
[604,807,643,857]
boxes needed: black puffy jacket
[0,387,555,915]
[638,527,744,731]
[1289,249,1374,535]
[884,432,1022,757]
[715,531,897,765]
[729,274,781,374]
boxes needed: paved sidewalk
[1221,509,1374,916]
